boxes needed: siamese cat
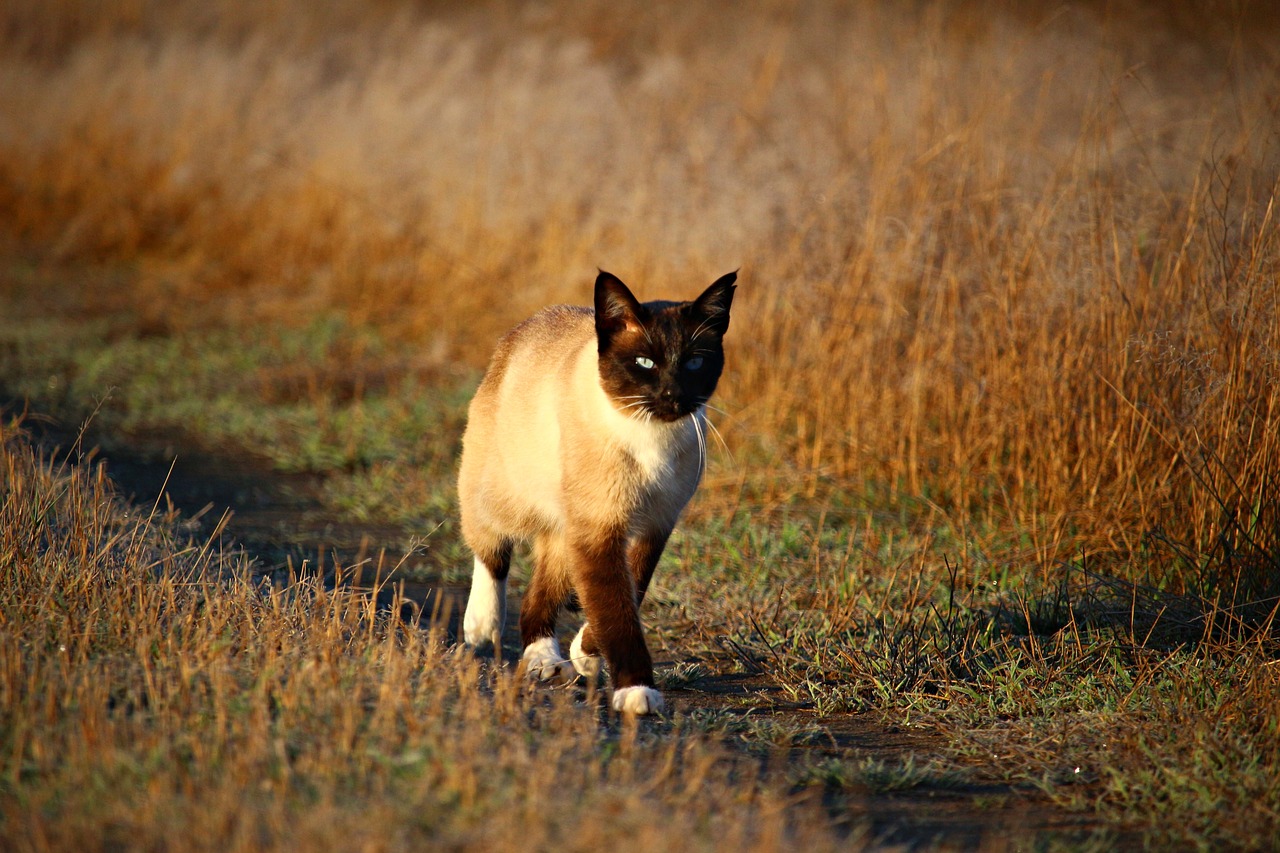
[458,270,736,715]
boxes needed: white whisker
[704,414,732,461]
[618,398,654,421]
[689,410,707,475]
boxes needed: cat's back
[504,304,593,359]
[473,304,593,405]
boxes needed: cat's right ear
[691,270,738,335]
[594,271,644,344]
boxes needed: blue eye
[635,356,656,370]
[684,356,704,371]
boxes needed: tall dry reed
[2,0,1278,577]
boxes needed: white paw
[569,623,603,679]
[521,637,578,685]
[462,556,506,651]
[611,685,664,715]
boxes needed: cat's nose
[659,388,676,402]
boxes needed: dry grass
[3,0,1279,572]
[0,422,848,852]
[3,1,1280,847]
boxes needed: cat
[458,270,736,715]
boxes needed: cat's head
[594,270,737,423]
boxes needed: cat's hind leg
[569,623,602,680]
[521,636,577,684]
[462,542,511,655]
[519,532,577,684]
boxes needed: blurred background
[2,0,1278,579]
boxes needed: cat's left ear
[595,270,645,344]
[691,270,737,335]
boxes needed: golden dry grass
[4,0,1278,579]
[1,422,853,852]
[5,7,1280,845]
[4,5,1280,848]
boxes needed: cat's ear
[594,270,644,343]
[691,270,737,335]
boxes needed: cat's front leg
[570,533,664,715]
[628,530,671,606]
[570,530,670,683]
[568,624,662,713]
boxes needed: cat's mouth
[643,397,699,422]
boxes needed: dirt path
[7,400,1113,850]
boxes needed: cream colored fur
[458,306,707,714]
[458,306,704,587]
[611,685,664,714]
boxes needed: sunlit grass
[2,0,1279,848]
[0,424,853,852]
[4,0,1278,565]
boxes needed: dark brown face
[594,271,736,423]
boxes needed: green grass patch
[0,302,475,532]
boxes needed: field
[2,0,1279,849]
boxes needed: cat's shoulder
[483,305,593,382]
[497,304,593,353]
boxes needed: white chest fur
[615,404,702,485]
[580,344,702,483]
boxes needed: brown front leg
[628,530,671,607]
[572,530,669,678]
[570,531,653,689]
